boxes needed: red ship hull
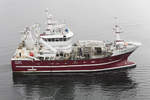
[11,51,135,73]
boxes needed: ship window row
[43,37,71,42]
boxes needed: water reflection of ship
[12,70,137,100]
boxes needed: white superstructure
[40,9,73,53]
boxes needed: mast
[45,8,53,25]
[113,17,123,42]
[45,8,57,34]
[45,8,52,34]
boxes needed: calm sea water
[1,0,150,100]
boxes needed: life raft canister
[29,52,34,57]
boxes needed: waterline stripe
[16,59,121,68]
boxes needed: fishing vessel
[11,9,141,73]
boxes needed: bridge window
[60,38,63,41]
[48,38,51,42]
[52,38,55,41]
[44,37,71,42]
[63,38,67,41]
[56,38,59,41]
